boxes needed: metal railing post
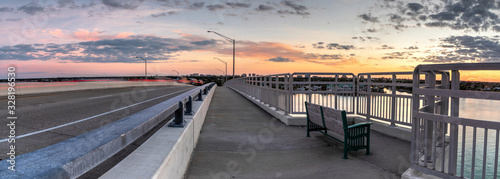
[448,70,460,175]
[185,96,193,115]
[168,101,185,127]
[197,89,203,101]
[391,74,397,126]
[366,75,371,121]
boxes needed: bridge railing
[357,72,415,126]
[290,73,356,114]
[410,63,500,179]
[226,73,356,115]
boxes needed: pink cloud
[48,29,134,41]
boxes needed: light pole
[172,70,179,77]
[136,56,147,80]
[207,31,235,79]
[215,68,225,76]
[214,57,227,84]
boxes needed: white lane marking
[88,95,112,100]
[0,89,191,143]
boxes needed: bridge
[0,63,499,178]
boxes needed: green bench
[305,102,372,159]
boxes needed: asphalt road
[0,85,194,160]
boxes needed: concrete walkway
[186,87,411,179]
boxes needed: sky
[1,0,500,81]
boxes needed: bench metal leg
[343,146,348,159]
[306,121,310,137]
[365,127,371,155]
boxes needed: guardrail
[0,83,216,178]
[410,63,500,179]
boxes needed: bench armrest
[347,122,372,129]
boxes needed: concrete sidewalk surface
[186,87,411,179]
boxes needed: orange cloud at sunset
[48,29,134,41]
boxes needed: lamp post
[136,56,147,80]
[214,57,227,84]
[207,31,235,79]
[172,70,179,77]
[215,68,225,76]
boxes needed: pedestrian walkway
[186,87,411,179]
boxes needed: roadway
[0,84,194,160]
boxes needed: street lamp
[215,68,225,76]
[214,57,227,84]
[172,70,179,76]
[136,56,147,80]
[207,31,235,79]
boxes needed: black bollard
[168,101,185,127]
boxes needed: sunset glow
[0,0,499,81]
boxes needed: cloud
[405,46,418,50]
[382,51,413,60]
[363,0,500,32]
[190,40,215,46]
[359,13,378,22]
[225,2,250,8]
[420,35,500,63]
[352,36,380,41]
[312,42,355,50]
[187,2,204,10]
[0,35,211,63]
[102,0,144,10]
[278,0,310,16]
[407,3,424,12]
[305,53,345,60]
[326,43,355,50]
[49,29,134,41]
[256,4,274,11]
[206,4,225,11]
[6,18,21,22]
[0,7,14,12]
[268,56,294,62]
[380,45,394,49]
[151,11,177,17]
[18,2,45,15]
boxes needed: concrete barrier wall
[101,85,216,179]
[0,81,187,96]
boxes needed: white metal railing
[226,73,356,115]
[227,73,292,114]
[226,63,500,178]
[410,63,500,179]
[357,72,415,126]
[290,73,356,114]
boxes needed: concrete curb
[0,84,214,178]
[100,85,216,179]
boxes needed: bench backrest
[305,102,347,136]
[322,106,347,135]
[305,102,323,126]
